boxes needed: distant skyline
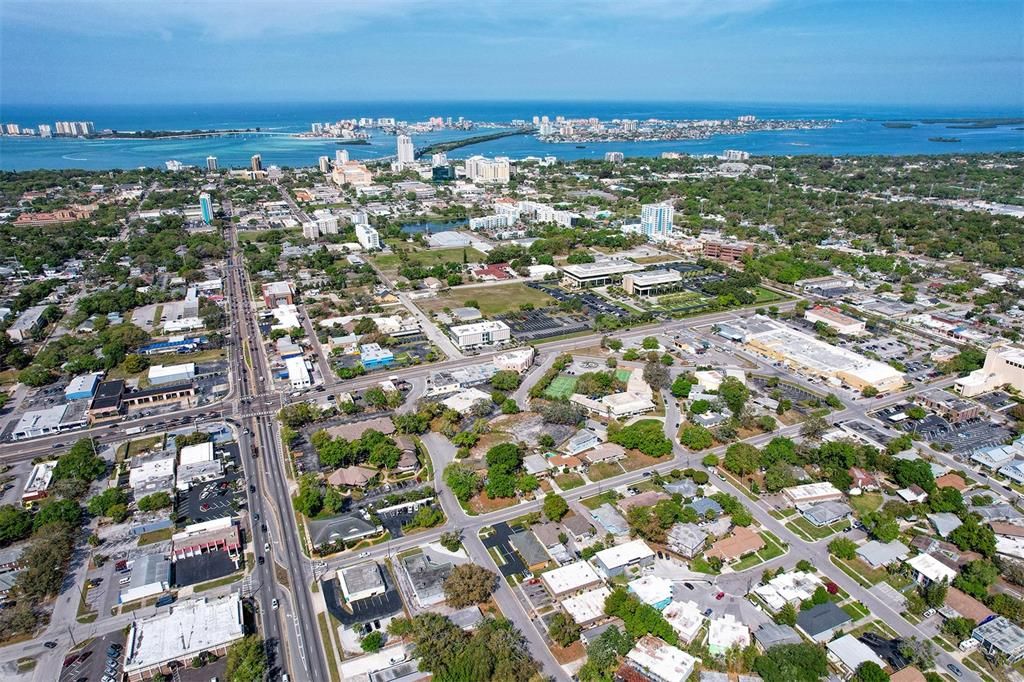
[1,0,1022,109]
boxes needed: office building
[339,562,386,603]
[355,223,381,250]
[250,154,262,172]
[560,259,645,289]
[205,155,218,171]
[703,239,755,262]
[431,152,448,167]
[318,155,331,173]
[65,373,101,401]
[302,221,320,240]
[464,155,511,184]
[285,356,311,389]
[198,192,214,224]
[396,134,415,168]
[432,165,455,182]
[359,343,394,370]
[955,342,1024,397]
[640,202,674,238]
[449,320,511,350]
[261,281,294,309]
[335,149,349,164]
[622,269,683,297]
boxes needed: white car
[271,598,279,610]
[358,551,370,558]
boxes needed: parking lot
[322,568,404,628]
[977,390,1016,412]
[874,409,1013,454]
[481,522,527,579]
[498,308,589,342]
[59,630,125,682]
[520,580,552,611]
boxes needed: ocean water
[0,101,1021,170]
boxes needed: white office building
[448,320,511,349]
[396,134,415,167]
[148,363,195,386]
[640,202,675,239]
[285,356,312,389]
[355,223,381,251]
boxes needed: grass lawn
[842,601,871,621]
[758,533,786,561]
[785,516,837,541]
[614,369,632,382]
[731,552,764,572]
[137,527,174,545]
[317,612,342,682]
[126,435,164,457]
[690,556,720,575]
[588,461,624,481]
[554,472,585,490]
[372,246,485,271]
[753,286,785,303]
[193,572,242,592]
[544,375,578,400]
[581,490,619,510]
[416,281,555,317]
[850,492,883,517]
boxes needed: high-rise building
[621,119,638,133]
[640,202,675,239]
[355,223,381,251]
[396,134,415,167]
[302,221,320,240]
[206,156,218,171]
[431,152,448,167]
[199,193,214,225]
[605,152,624,164]
[5,124,20,135]
[464,156,511,184]
[37,124,52,138]
[335,149,349,164]
[318,156,331,173]
[723,150,750,161]
[250,154,263,172]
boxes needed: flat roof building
[561,259,645,289]
[285,355,311,389]
[148,363,195,387]
[782,482,844,506]
[804,305,866,335]
[541,560,602,597]
[6,305,47,342]
[973,616,1024,662]
[123,594,244,682]
[622,269,682,297]
[449,320,510,349]
[562,586,612,626]
[339,562,386,603]
[21,461,56,506]
[956,342,1024,397]
[401,553,452,607]
[261,281,294,309]
[11,405,68,441]
[65,373,101,401]
[592,539,655,578]
[622,635,698,682]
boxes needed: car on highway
[359,551,370,558]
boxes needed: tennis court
[543,375,577,399]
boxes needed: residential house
[796,601,852,642]
[705,527,764,563]
[592,539,655,578]
[666,523,708,559]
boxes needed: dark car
[258,556,265,565]
[44,641,57,649]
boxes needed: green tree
[87,487,129,518]
[680,425,713,450]
[224,636,267,682]
[775,601,798,626]
[491,370,521,391]
[0,505,33,547]
[853,661,889,682]
[444,463,481,503]
[547,611,581,647]
[543,494,569,522]
[941,617,976,642]
[361,631,385,653]
[723,443,760,476]
[33,499,82,530]
[293,473,323,517]
[949,517,996,557]
[953,559,998,598]
[719,376,749,414]
[137,491,172,512]
[753,643,828,682]
[828,537,858,560]
[443,564,497,608]
[670,375,694,398]
[53,439,106,483]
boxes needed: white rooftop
[753,570,823,611]
[179,441,214,466]
[540,560,601,595]
[562,587,612,624]
[626,635,698,682]
[708,613,751,653]
[628,575,673,607]
[827,634,886,671]
[593,539,655,570]
[662,600,704,643]
[783,481,843,501]
[123,594,244,674]
[906,553,958,584]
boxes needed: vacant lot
[416,282,555,317]
[373,247,486,274]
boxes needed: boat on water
[575,145,586,148]
[928,137,961,143]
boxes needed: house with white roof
[540,561,602,597]
[561,587,611,626]
[591,539,655,578]
[663,600,705,644]
[906,553,957,586]
[628,575,673,610]
[708,614,750,656]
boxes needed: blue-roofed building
[360,343,394,370]
[688,498,723,519]
[65,373,101,401]
[138,336,206,356]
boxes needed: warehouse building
[804,305,866,335]
[148,363,195,387]
[65,373,102,401]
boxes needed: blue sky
[1,0,1022,107]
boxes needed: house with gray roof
[688,498,723,519]
[510,530,551,570]
[667,523,708,559]
[928,512,963,538]
[973,616,1024,663]
[796,601,852,642]
[754,623,802,650]
[855,540,910,568]
[664,479,700,497]
[800,501,853,527]
[591,503,629,535]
